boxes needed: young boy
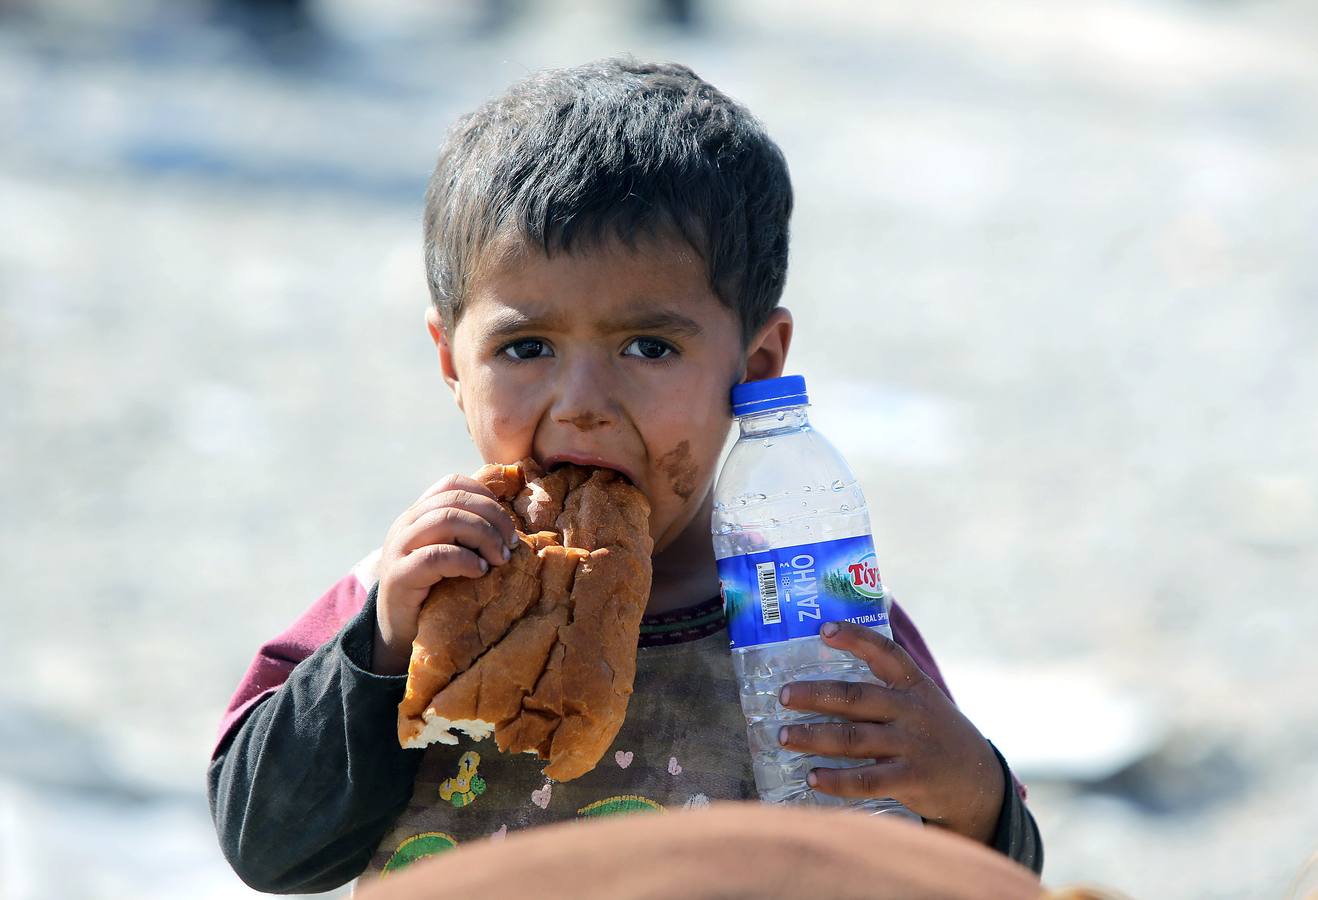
[208,58,1042,893]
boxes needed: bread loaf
[397,459,653,781]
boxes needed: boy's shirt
[210,551,1039,890]
[364,602,746,881]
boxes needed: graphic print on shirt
[381,831,458,875]
[683,793,711,810]
[438,751,487,808]
[530,780,553,809]
[576,795,664,817]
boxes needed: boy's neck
[646,490,720,616]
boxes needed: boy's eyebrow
[482,309,562,341]
[481,307,704,340]
[600,310,704,337]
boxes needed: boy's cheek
[655,439,699,501]
[468,399,538,453]
[466,427,525,468]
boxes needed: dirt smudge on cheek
[657,440,699,501]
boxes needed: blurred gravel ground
[2,1,1316,897]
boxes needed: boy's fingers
[415,474,496,506]
[808,760,908,800]
[778,679,901,722]
[409,490,518,550]
[395,543,489,583]
[402,505,514,568]
[778,721,901,760]
[818,621,923,689]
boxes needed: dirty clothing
[208,559,1041,892]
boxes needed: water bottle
[712,375,917,819]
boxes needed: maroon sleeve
[887,599,953,702]
[888,598,1027,803]
[212,569,372,758]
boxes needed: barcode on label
[756,561,781,625]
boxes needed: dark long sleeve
[987,741,1044,875]
[207,584,424,894]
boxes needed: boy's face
[428,236,791,553]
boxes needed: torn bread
[397,459,653,782]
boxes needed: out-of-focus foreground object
[1287,850,1318,900]
[357,802,1042,900]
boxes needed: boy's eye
[623,338,676,360]
[501,338,553,360]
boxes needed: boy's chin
[649,490,714,556]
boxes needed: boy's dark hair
[423,57,793,342]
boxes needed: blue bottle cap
[730,375,809,417]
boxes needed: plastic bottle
[712,374,917,818]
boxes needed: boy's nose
[553,395,615,431]
[551,359,618,432]
[561,411,610,431]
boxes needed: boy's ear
[426,306,465,412]
[742,307,794,383]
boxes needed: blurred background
[2,0,1316,897]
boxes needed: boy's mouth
[540,453,639,488]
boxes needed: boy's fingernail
[778,726,790,746]
[779,686,791,706]
[502,545,511,561]
[807,770,819,788]
[821,622,840,637]
[478,558,489,574]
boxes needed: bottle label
[717,535,889,649]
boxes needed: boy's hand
[371,475,519,676]
[777,621,1005,844]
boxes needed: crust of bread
[397,460,653,779]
